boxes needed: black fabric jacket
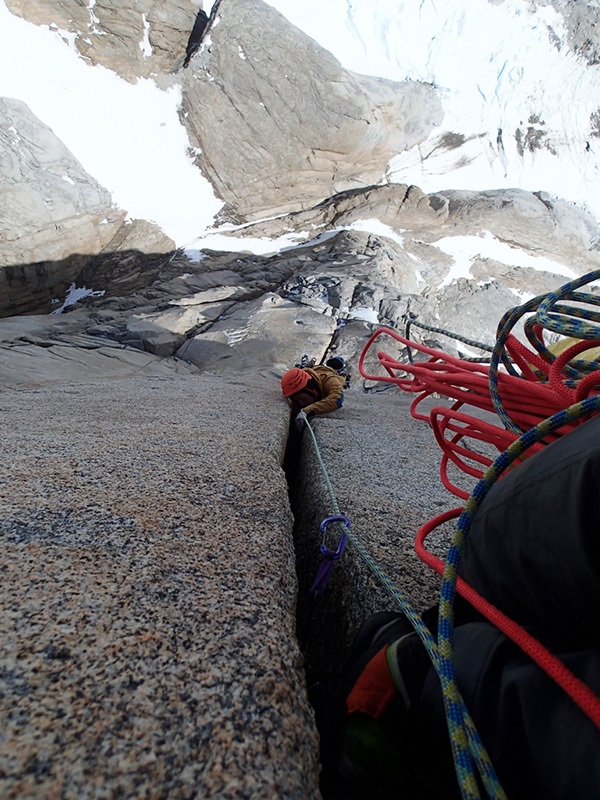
[422,415,600,798]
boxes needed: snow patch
[349,307,380,324]
[140,14,152,57]
[348,218,404,247]
[191,231,307,255]
[188,217,409,260]
[51,284,105,314]
[434,231,578,288]
[183,250,206,263]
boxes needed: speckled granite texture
[0,361,455,800]
[0,373,321,799]
[291,388,451,711]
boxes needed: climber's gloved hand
[295,409,309,432]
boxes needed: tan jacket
[302,366,345,417]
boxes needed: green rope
[302,418,507,800]
[404,314,494,363]
[436,394,600,795]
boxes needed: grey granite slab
[0,373,321,799]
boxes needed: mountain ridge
[3,3,600,797]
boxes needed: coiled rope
[359,271,600,498]
[488,272,600,432]
[354,271,600,794]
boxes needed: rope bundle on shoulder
[360,271,600,498]
[355,270,600,796]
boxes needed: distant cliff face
[3,183,600,388]
[0,97,120,266]
[0,0,443,313]
[0,96,174,316]
[546,0,600,66]
[2,0,600,384]
[5,0,198,82]
[4,0,443,223]
[180,0,442,220]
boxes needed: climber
[281,364,345,431]
[183,9,209,68]
[339,413,600,799]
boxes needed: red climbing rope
[358,317,600,732]
[415,510,600,729]
[358,326,597,497]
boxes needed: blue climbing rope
[302,418,507,800]
[489,270,600,432]
[436,394,600,796]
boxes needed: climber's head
[281,368,311,398]
[281,368,320,412]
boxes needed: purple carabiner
[319,514,350,560]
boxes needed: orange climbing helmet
[281,367,311,398]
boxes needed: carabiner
[318,514,350,560]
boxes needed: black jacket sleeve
[421,623,600,800]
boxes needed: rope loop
[355,271,600,796]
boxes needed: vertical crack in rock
[283,421,354,800]
[183,10,209,68]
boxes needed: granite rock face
[227,184,451,238]
[181,0,442,220]
[5,0,200,82]
[5,0,442,225]
[3,1,600,795]
[546,0,600,66]
[233,184,600,271]
[0,98,121,266]
[0,98,175,318]
[1,0,443,315]
[0,373,321,799]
